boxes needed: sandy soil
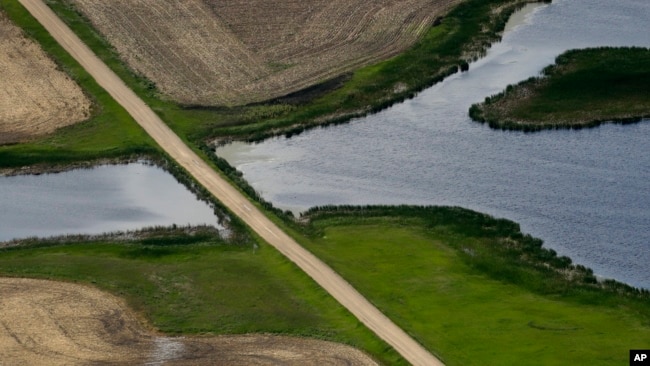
[18,1,444,364]
[0,278,378,365]
[0,12,90,145]
[69,0,459,106]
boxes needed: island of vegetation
[469,47,650,131]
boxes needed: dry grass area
[0,277,378,365]
[0,12,90,145]
[70,0,459,106]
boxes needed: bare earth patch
[0,278,378,365]
[0,12,90,145]
[70,0,459,106]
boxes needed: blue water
[217,0,650,288]
[0,163,221,241]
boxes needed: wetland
[217,0,650,289]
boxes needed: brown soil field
[0,277,378,365]
[0,12,90,145]
[69,0,459,106]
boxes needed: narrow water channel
[0,163,221,242]
[217,0,650,288]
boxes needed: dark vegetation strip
[469,47,650,131]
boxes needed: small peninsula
[469,47,650,131]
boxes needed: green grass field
[297,206,650,365]
[0,231,405,365]
[470,47,650,131]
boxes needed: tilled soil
[70,0,459,106]
[0,12,90,145]
[0,278,378,365]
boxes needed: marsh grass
[470,47,650,131]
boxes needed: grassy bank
[294,206,650,365]
[469,47,650,131]
[0,0,159,169]
[0,229,405,365]
[205,0,542,142]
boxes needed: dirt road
[17,1,444,364]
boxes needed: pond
[0,163,221,242]
[216,0,650,288]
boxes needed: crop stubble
[0,277,378,365]
[70,0,459,106]
[0,12,90,144]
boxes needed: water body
[0,163,220,242]
[217,0,650,288]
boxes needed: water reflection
[0,163,221,241]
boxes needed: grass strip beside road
[0,0,158,168]
[469,47,650,131]
[298,206,650,366]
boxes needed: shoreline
[0,155,151,177]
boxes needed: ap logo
[630,350,650,365]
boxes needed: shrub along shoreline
[469,47,650,131]
[207,0,548,143]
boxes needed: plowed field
[70,0,459,106]
[0,278,377,365]
[0,12,90,144]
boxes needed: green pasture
[297,206,650,365]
